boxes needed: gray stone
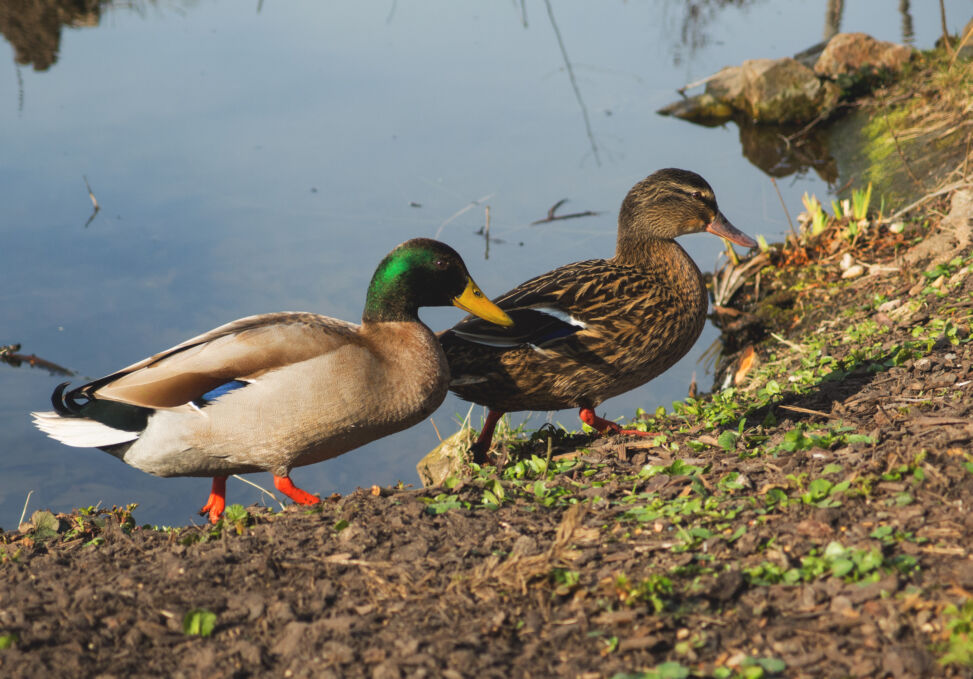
[814,32,914,79]
[739,57,840,124]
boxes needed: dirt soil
[2,66,972,679]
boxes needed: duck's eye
[692,191,702,200]
[434,258,448,270]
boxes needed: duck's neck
[612,234,706,303]
[362,272,420,324]
[362,302,419,324]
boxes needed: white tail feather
[31,411,139,448]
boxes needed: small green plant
[222,504,251,534]
[939,598,973,667]
[422,493,469,515]
[0,547,23,564]
[0,633,17,650]
[612,662,691,679]
[714,656,787,678]
[869,524,926,546]
[614,573,673,612]
[182,609,217,637]
[745,541,916,586]
[851,182,873,220]
[830,197,850,220]
[550,568,581,596]
[640,458,705,479]
[480,479,506,508]
[801,192,828,236]
[800,477,851,507]
[27,510,60,541]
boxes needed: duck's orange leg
[579,407,657,438]
[273,475,320,505]
[199,476,227,524]
[469,409,504,464]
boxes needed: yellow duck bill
[453,279,514,327]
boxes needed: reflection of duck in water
[440,169,757,461]
[33,239,512,522]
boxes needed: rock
[656,93,735,124]
[659,57,840,126]
[739,58,840,124]
[705,65,745,106]
[416,427,474,487]
[814,33,915,79]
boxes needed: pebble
[876,299,901,312]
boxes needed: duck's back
[440,241,707,412]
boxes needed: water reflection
[663,0,762,66]
[824,0,844,41]
[899,1,914,44]
[0,344,73,377]
[824,0,915,44]
[0,0,102,72]
[541,0,601,166]
[737,120,837,182]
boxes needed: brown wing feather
[441,241,708,412]
[88,312,361,408]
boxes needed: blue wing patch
[193,380,248,407]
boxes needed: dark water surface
[0,0,966,527]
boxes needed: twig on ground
[778,404,840,420]
[771,332,804,352]
[230,475,285,511]
[949,22,973,69]
[770,177,800,247]
[18,490,34,528]
[888,180,973,220]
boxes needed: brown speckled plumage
[440,168,756,439]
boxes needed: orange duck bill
[706,212,757,248]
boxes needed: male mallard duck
[33,238,512,522]
[439,169,756,461]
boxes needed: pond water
[1,0,966,528]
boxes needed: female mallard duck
[33,238,512,522]
[439,169,756,461]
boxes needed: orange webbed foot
[578,408,658,439]
[273,475,320,506]
[199,476,228,524]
